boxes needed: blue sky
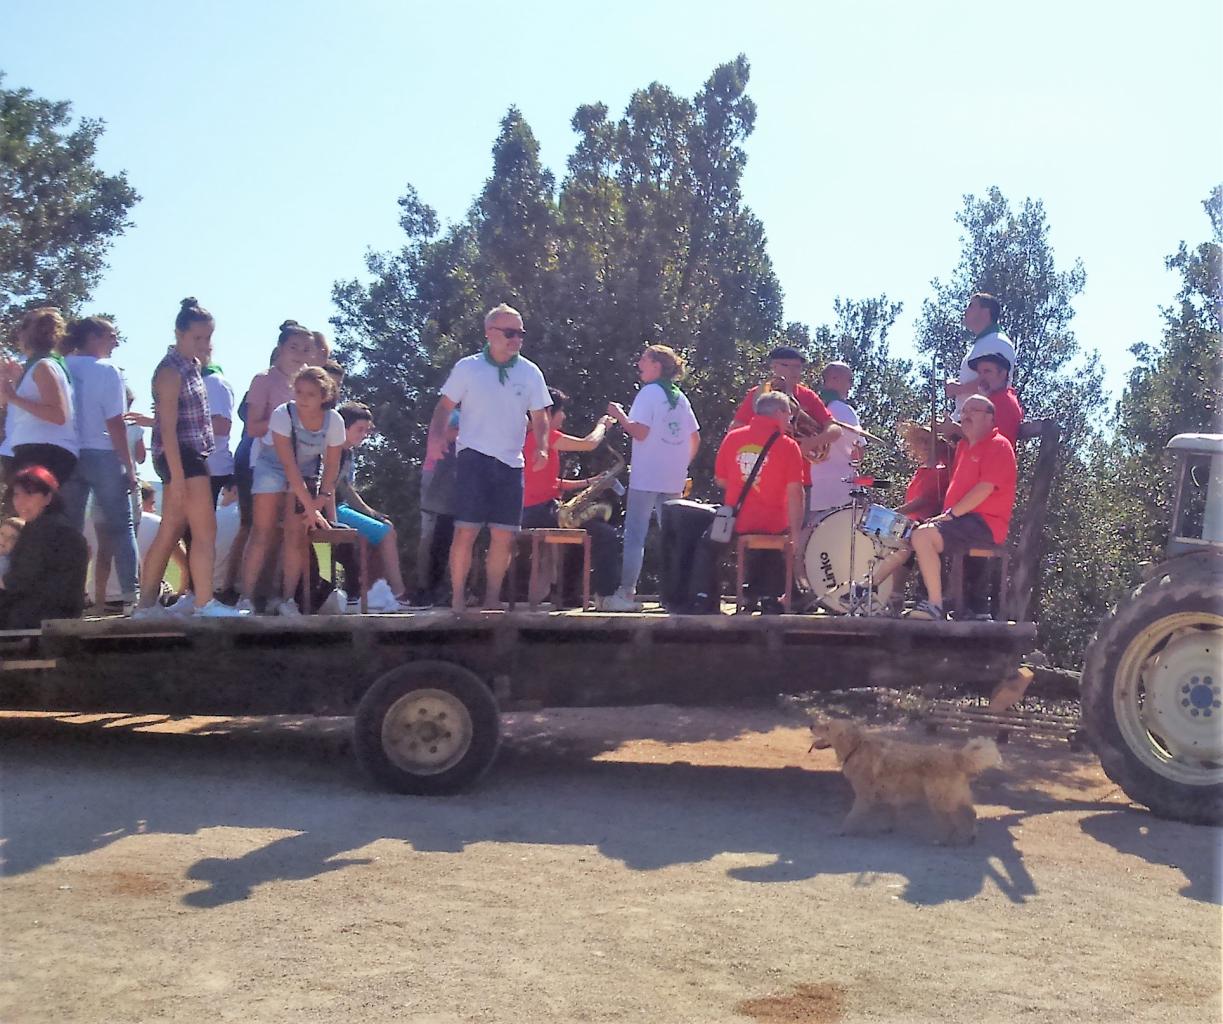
[3,0,1220,423]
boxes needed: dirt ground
[0,705,1219,1024]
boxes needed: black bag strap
[731,429,783,517]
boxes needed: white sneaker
[197,598,249,618]
[365,578,398,612]
[235,596,255,614]
[130,603,170,620]
[600,591,641,612]
[318,589,347,615]
[273,597,302,618]
[167,591,196,617]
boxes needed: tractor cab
[1166,433,1223,558]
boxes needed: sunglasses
[493,327,526,340]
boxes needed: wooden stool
[303,527,371,614]
[947,545,1011,620]
[511,529,592,611]
[735,534,794,613]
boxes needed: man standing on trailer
[945,292,1016,420]
[427,304,551,613]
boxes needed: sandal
[903,600,946,621]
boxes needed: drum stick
[928,355,938,468]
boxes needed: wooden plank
[0,659,58,671]
[1008,419,1060,622]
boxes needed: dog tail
[958,737,1002,775]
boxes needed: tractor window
[1174,454,1211,541]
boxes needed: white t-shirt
[8,357,78,454]
[441,353,551,468]
[203,371,236,476]
[0,405,12,458]
[955,329,1017,417]
[65,355,126,451]
[625,383,700,494]
[807,399,865,511]
[267,405,346,446]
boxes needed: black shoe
[759,597,784,616]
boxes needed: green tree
[0,73,139,340]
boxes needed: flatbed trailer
[0,609,1036,794]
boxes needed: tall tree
[0,73,139,341]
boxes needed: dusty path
[0,707,1219,1024]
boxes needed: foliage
[0,72,139,343]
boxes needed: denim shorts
[337,503,393,545]
[454,448,523,531]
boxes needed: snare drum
[859,504,914,549]
[796,505,895,614]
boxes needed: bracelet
[319,491,333,498]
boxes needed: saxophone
[760,376,831,463]
[557,444,627,529]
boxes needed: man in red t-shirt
[969,353,1024,448]
[729,346,842,480]
[873,396,1017,620]
[715,391,805,613]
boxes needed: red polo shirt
[943,428,1017,544]
[988,387,1024,449]
[715,416,805,535]
[732,383,832,486]
[903,464,951,521]
[522,427,562,507]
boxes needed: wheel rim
[1114,612,1223,786]
[381,688,474,776]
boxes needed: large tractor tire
[1081,565,1223,825]
[353,660,501,795]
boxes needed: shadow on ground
[0,711,1213,913]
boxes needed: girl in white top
[1,307,78,486]
[239,366,345,617]
[605,344,701,610]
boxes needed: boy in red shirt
[715,391,805,613]
[872,396,1017,620]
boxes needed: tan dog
[808,716,1001,845]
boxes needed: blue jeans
[619,488,680,596]
[61,448,140,600]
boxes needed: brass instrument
[760,375,831,463]
[557,444,627,529]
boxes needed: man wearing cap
[807,361,866,520]
[945,293,1016,419]
[730,346,842,479]
[969,352,1023,448]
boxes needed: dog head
[807,715,863,763]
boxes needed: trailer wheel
[353,660,500,794]
[1081,569,1223,825]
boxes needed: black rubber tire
[1081,565,1223,826]
[353,660,501,795]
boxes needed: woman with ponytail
[1,307,79,485]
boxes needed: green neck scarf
[22,352,71,385]
[482,343,518,384]
[202,363,224,377]
[655,378,681,409]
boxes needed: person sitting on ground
[521,387,619,606]
[0,515,24,582]
[872,395,1018,621]
[714,391,805,614]
[0,465,89,626]
[333,401,410,609]
[240,366,344,616]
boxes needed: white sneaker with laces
[274,597,302,618]
[235,596,255,614]
[130,603,170,620]
[318,589,347,615]
[197,599,249,618]
[600,591,641,612]
[167,591,196,616]
[366,578,399,613]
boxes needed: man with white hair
[872,394,1017,621]
[427,303,551,612]
[807,361,865,519]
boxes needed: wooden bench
[303,527,371,614]
[511,529,592,611]
[734,534,794,613]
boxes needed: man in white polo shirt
[945,292,1017,419]
[427,303,551,613]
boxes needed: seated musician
[872,396,1017,621]
[715,392,805,614]
[730,346,841,475]
[522,388,619,606]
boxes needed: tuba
[557,444,627,529]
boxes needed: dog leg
[840,797,877,836]
[946,804,978,846]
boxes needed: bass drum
[798,505,894,614]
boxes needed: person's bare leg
[483,528,514,608]
[376,528,407,596]
[241,493,282,599]
[912,525,945,608]
[137,488,188,609]
[281,512,307,602]
[182,477,217,609]
[222,522,250,591]
[449,525,479,613]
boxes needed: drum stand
[844,485,878,617]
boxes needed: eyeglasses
[492,327,526,340]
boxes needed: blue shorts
[454,448,523,531]
[337,504,392,545]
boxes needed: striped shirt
[151,347,214,459]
